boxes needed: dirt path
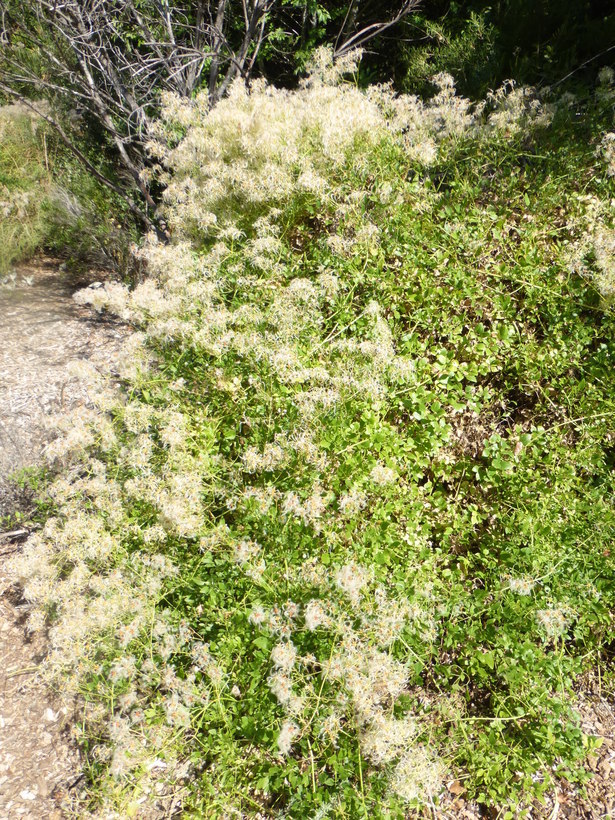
[0,259,124,819]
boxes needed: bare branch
[334,1,421,58]
[209,0,230,100]
[0,0,415,234]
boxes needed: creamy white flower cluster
[244,557,443,803]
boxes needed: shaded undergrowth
[0,105,138,277]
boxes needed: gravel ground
[0,259,124,819]
[0,259,123,516]
[0,566,80,819]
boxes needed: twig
[6,665,40,678]
[551,44,615,89]
[0,528,29,540]
[67,773,86,790]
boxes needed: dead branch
[0,0,280,229]
[334,1,421,58]
[0,1,418,227]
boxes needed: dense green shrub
[10,54,615,816]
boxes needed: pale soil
[0,259,124,819]
[0,259,123,514]
[0,566,79,819]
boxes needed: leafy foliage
[0,108,53,274]
[9,54,615,816]
[398,0,615,96]
[0,105,139,275]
